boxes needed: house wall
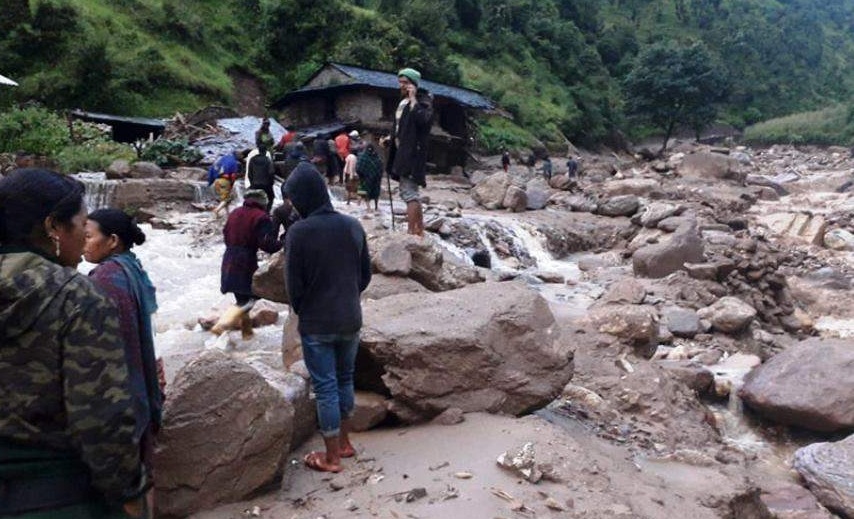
[307,68,352,88]
[281,97,328,127]
[336,92,382,122]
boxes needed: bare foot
[303,451,342,473]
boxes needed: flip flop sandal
[303,451,342,473]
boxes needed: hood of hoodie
[0,252,78,341]
[283,161,333,218]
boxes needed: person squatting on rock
[207,150,243,217]
[386,67,434,236]
[84,208,164,515]
[282,161,372,473]
[247,144,276,212]
[219,189,283,339]
[0,169,148,518]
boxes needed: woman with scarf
[84,209,162,514]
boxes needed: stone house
[271,62,497,172]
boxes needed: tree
[624,40,728,153]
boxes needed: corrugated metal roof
[274,63,496,110]
[70,110,165,128]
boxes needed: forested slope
[2,0,854,147]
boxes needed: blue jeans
[300,332,360,437]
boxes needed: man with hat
[386,67,433,236]
[217,189,282,339]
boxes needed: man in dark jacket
[247,144,276,212]
[386,67,433,236]
[283,161,371,473]
[218,190,282,338]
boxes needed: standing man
[247,144,276,212]
[501,148,511,172]
[387,67,433,236]
[283,161,372,473]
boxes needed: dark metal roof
[69,110,165,129]
[273,63,496,110]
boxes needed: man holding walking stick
[384,67,433,237]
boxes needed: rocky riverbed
[84,140,854,518]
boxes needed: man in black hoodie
[282,161,372,473]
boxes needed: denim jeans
[300,332,360,437]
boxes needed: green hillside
[3,0,854,148]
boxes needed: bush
[473,115,537,153]
[55,141,136,173]
[139,138,202,166]
[743,105,854,146]
[0,106,69,156]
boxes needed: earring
[52,235,61,258]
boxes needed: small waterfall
[74,172,117,211]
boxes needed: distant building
[70,110,165,143]
[271,63,498,172]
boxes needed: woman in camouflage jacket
[0,169,146,518]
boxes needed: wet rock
[368,234,484,292]
[588,304,659,346]
[657,361,714,394]
[111,179,196,211]
[373,240,412,276]
[635,202,681,228]
[679,152,745,182]
[662,306,700,338]
[597,195,640,217]
[168,166,207,182]
[362,274,429,300]
[350,391,389,432]
[657,216,694,232]
[106,159,131,179]
[601,178,661,197]
[745,174,789,196]
[503,185,528,213]
[249,299,282,327]
[697,296,756,333]
[281,311,301,368]
[548,173,577,191]
[360,281,573,422]
[471,172,509,209]
[824,228,854,251]
[155,350,294,518]
[432,407,465,425]
[548,192,597,212]
[525,178,551,210]
[756,212,828,246]
[793,434,854,518]
[759,482,835,519]
[252,251,288,304]
[740,338,854,432]
[633,219,705,278]
[129,161,166,179]
[600,278,647,305]
[684,262,719,281]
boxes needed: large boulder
[548,193,597,213]
[360,281,573,422]
[697,296,757,333]
[739,338,854,432]
[635,202,682,228]
[502,185,528,213]
[362,273,429,300]
[548,174,577,191]
[825,228,854,251]
[525,178,551,210]
[632,219,705,278]
[678,152,745,182]
[661,306,701,338]
[601,178,661,197]
[793,435,854,518]
[471,172,509,209]
[155,350,293,518]
[588,304,659,346]
[252,250,287,303]
[106,159,132,179]
[369,234,484,292]
[597,195,640,217]
[111,179,196,210]
[129,161,166,179]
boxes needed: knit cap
[244,189,268,206]
[397,68,421,86]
